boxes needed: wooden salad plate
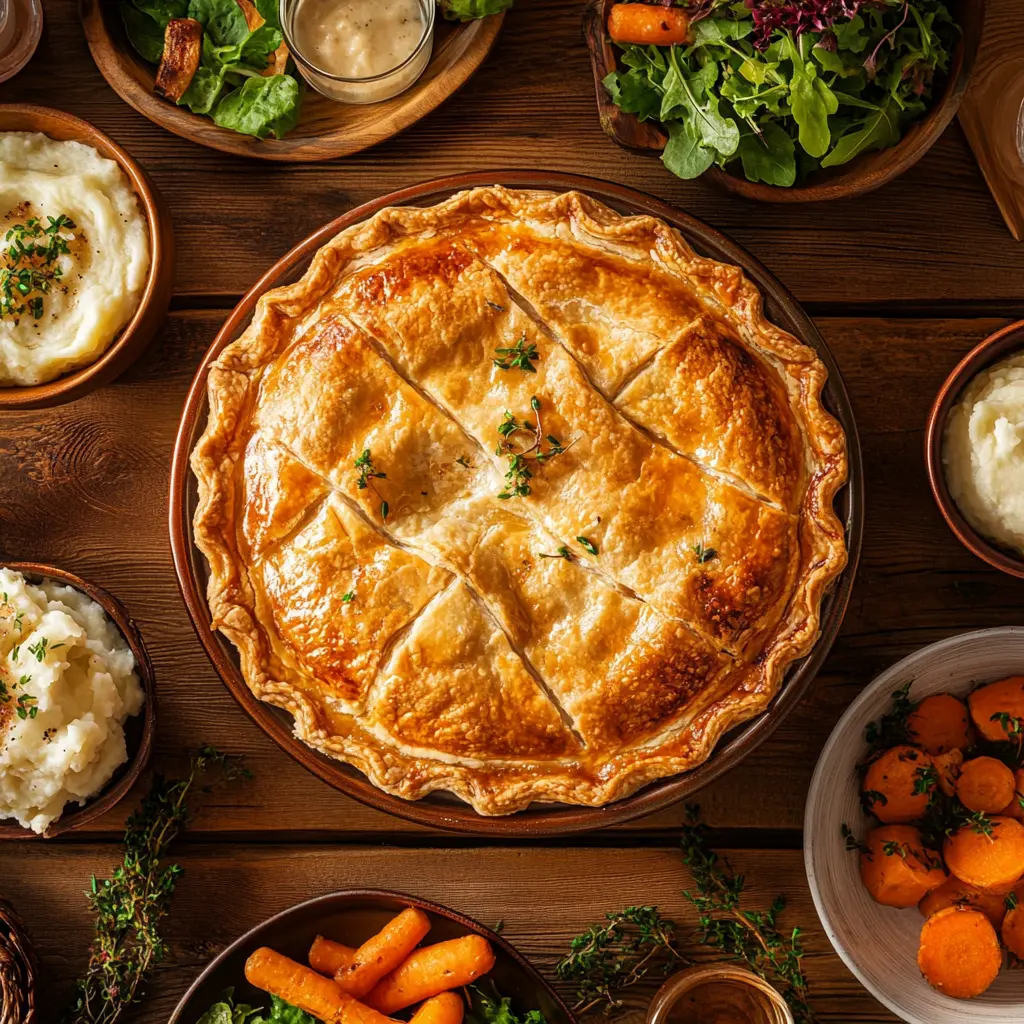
[583,0,984,202]
[0,562,156,840]
[169,171,864,836]
[168,889,576,1024]
[79,1,505,162]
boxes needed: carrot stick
[607,3,690,46]
[311,936,357,977]
[336,908,432,998]
[968,676,1024,742]
[245,947,395,1024]
[409,992,465,1024]
[917,907,1002,998]
[907,693,972,754]
[944,816,1024,891]
[364,936,496,1014]
[861,745,935,823]
[956,756,1017,815]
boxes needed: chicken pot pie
[192,187,848,815]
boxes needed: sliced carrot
[968,676,1024,743]
[365,936,496,1014]
[335,908,432,998]
[998,768,1024,821]
[917,907,1002,999]
[310,936,357,977]
[862,745,936,823]
[944,816,1024,891]
[935,749,964,798]
[918,876,1009,930]
[957,756,1017,815]
[908,693,972,754]
[1003,904,1024,959]
[607,3,690,46]
[859,825,947,908]
[409,992,465,1024]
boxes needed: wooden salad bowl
[583,0,984,202]
[0,562,156,840]
[79,0,505,162]
[169,170,864,837]
[925,319,1024,579]
[0,104,174,410]
[168,890,576,1024]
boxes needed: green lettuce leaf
[439,0,513,21]
[737,122,796,186]
[120,2,165,63]
[212,73,302,139]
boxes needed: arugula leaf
[466,982,548,1024]
[738,122,796,186]
[439,0,513,20]
[789,66,836,157]
[603,69,661,122]
[833,14,870,54]
[120,2,165,63]
[822,96,901,167]
[253,995,319,1024]
[661,119,715,179]
[212,73,302,139]
[691,16,753,45]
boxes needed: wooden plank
[2,1,1020,306]
[1,313,1019,837]
[958,0,1024,240]
[0,844,900,1023]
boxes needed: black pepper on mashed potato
[0,567,144,834]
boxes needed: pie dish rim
[169,170,864,835]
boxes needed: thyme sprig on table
[495,397,574,500]
[64,747,250,1024]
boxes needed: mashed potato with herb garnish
[0,132,150,387]
[944,351,1024,556]
[0,567,144,834]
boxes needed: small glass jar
[647,965,794,1024]
[0,0,43,85]
[280,0,436,105]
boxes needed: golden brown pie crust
[192,187,848,815]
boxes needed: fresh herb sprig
[863,680,915,757]
[355,448,390,522]
[0,215,77,323]
[493,335,539,374]
[556,906,690,1014]
[495,397,574,500]
[64,747,250,1024]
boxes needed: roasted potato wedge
[154,18,203,103]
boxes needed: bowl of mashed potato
[0,562,155,838]
[927,320,1024,578]
[0,104,173,410]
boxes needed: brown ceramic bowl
[168,889,575,1024]
[583,0,983,203]
[0,561,156,839]
[926,319,1024,579]
[0,104,174,410]
[169,171,863,836]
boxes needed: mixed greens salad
[120,0,514,140]
[603,0,959,186]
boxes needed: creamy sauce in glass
[293,0,425,79]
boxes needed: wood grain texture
[1,0,1021,304]
[1,312,1019,839]
[0,844,901,1023]
[958,0,1024,240]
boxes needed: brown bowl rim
[168,169,864,836]
[0,560,156,839]
[167,887,577,1024]
[0,103,174,410]
[582,0,984,203]
[925,319,1024,579]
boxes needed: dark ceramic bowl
[168,889,575,1024]
[0,561,156,839]
[169,170,863,836]
[926,319,1024,579]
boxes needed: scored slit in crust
[192,186,848,815]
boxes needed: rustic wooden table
[1,2,1021,1022]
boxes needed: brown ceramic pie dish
[168,889,575,1024]
[0,561,156,839]
[169,170,863,836]
[926,319,1024,579]
[0,104,174,410]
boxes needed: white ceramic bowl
[804,628,1024,1024]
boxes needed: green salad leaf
[120,1,167,63]
[602,0,957,186]
[212,73,301,139]
[196,991,316,1024]
[466,982,548,1024]
[439,0,513,20]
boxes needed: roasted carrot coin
[957,756,1017,815]
[917,907,1002,999]
[968,676,1024,743]
[336,908,432,998]
[998,768,1024,821]
[934,749,964,797]
[862,745,936,823]
[607,3,690,45]
[1003,904,1024,959]
[944,816,1024,891]
[918,876,1009,930]
[310,936,357,977]
[860,825,947,908]
[908,693,972,754]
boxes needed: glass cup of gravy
[281,0,436,105]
